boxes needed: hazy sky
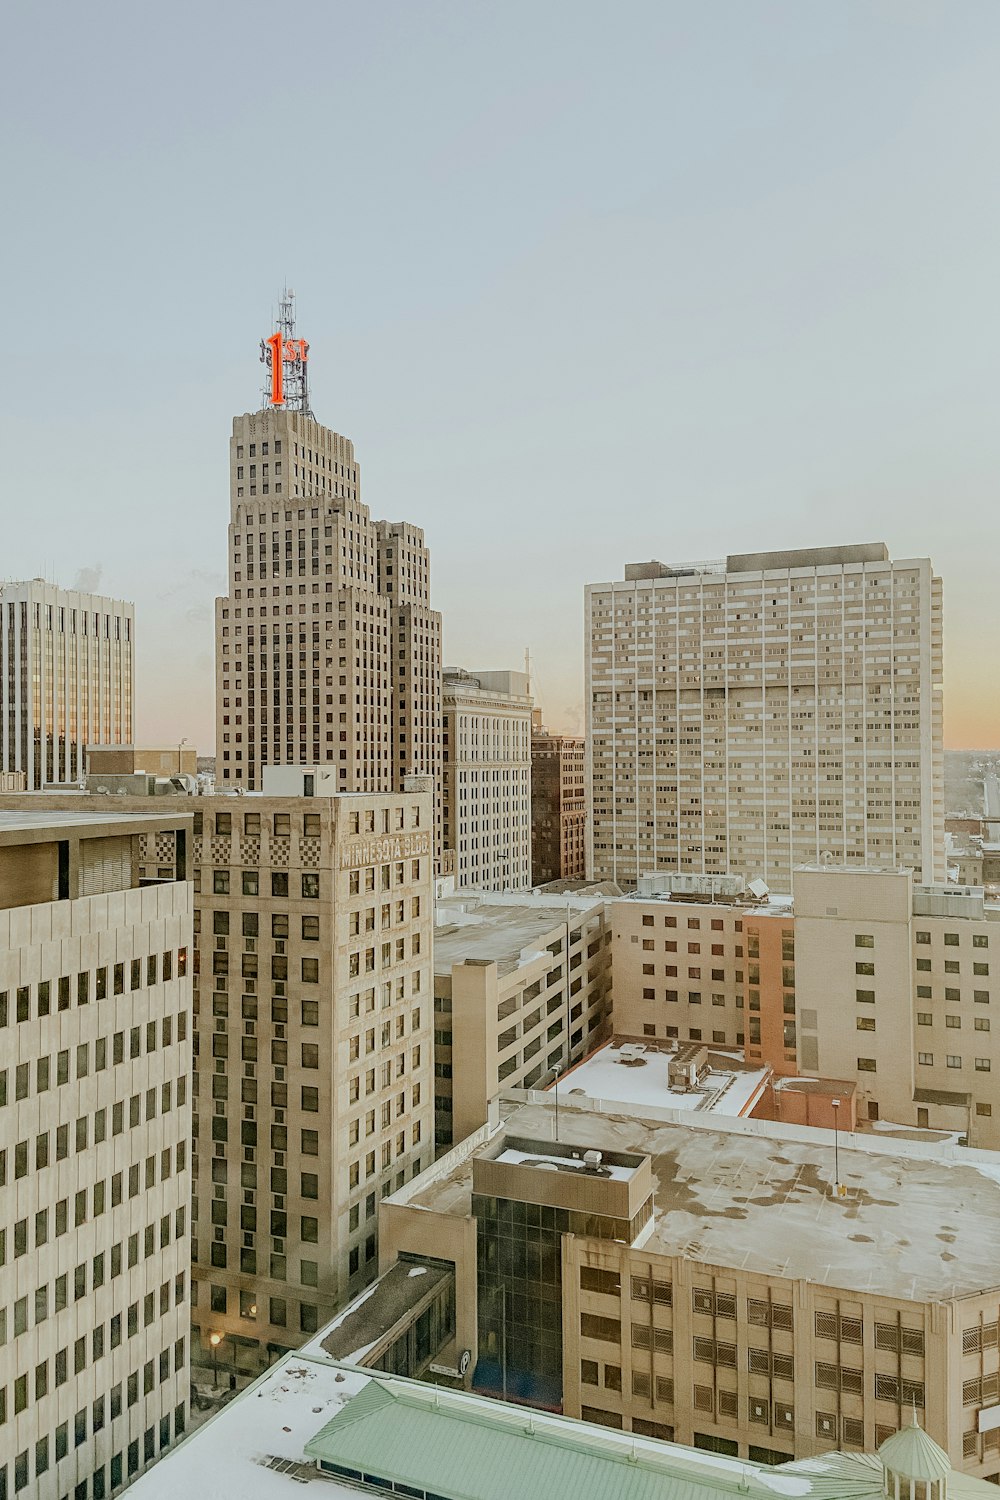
[2,1,999,751]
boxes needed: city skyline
[2,3,1000,752]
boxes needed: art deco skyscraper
[0,580,134,788]
[586,543,944,891]
[215,296,443,827]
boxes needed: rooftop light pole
[553,1064,563,1141]
[831,1098,841,1197]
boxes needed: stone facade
[442,670,532,892]
[215,408,444,854]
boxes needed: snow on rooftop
[557,1043,769,1117]
[127,1355,372,1499]
[496,1145,635,1180]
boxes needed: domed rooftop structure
[878,1410,951,1500]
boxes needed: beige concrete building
[215,401,443,835]
[442,669,532,891]
[531,719,586,885]
[0,807,193,1499]
[87,746,199,779]
[167,772,434,1377]
[609,866,1000,1147]
[377,1093,1000,1480]
[187,772,434,1380]
[0,579,134,789]
[1,775,436,1382]
[586,544,945,891]
[432,890,612,1149]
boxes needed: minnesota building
[0,579,134,789]
[586,544,944,891]
[0,807,193,1499]
[163,773,434,1378]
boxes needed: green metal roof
[877,1417,951,1484]
[304,1377,875,1500]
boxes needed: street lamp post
[209,1331,222,1389]
[831,1098,841,1196]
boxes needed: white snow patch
[407,1266,427,1277]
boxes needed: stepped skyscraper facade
[215,295,442,839]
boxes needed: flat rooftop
[398,1095,1000,1302]
[319,1259,451,1365]
[434,892,603,979]
[0,808,191,843]
[126,1344,997,1500]
[559,1043,769,1117]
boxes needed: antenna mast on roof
[260,287,313,417]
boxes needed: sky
[1,0,999,752]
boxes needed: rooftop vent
[583,1150,603,1173]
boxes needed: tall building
[377,1091,1000,1479]
[531,715,586,884]
[183,772,434,1377]
[586,544,945,892]
[442,669,532,891]
[377,520,443,856]
[214,297,443,845]
[2,775,435,1383]
[0,805,193,1500]
[0,579,134,788]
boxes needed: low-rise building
[432,890,612,1149]
[377,1092,1000,1479]
[0,807,193,1500]
[123,1344,999,1500]
[610,867,1000,1146]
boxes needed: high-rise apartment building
[442,669,532,891]
[586,544,944,891]
[215,303,443,849]
[0,806,193,1500]
[0,579,134,788]
[531,716,586,884]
